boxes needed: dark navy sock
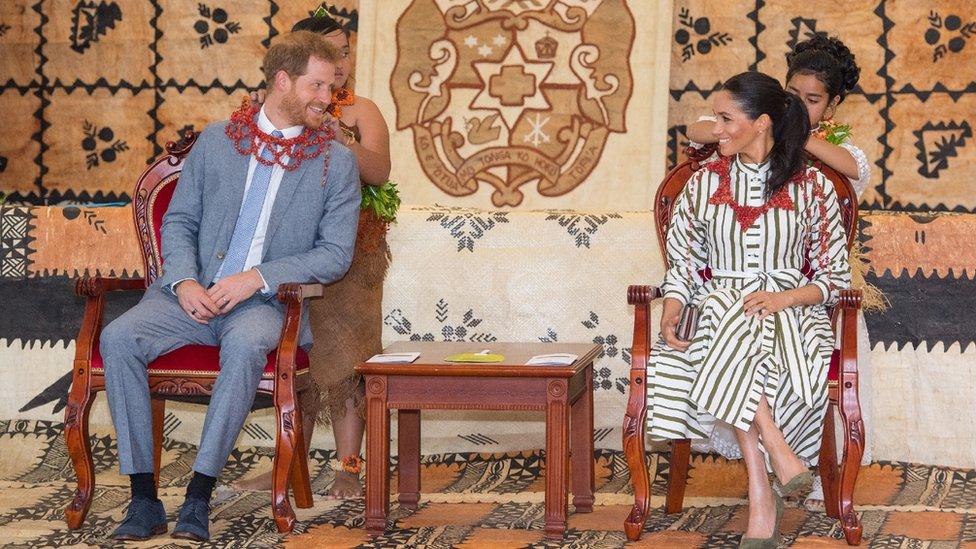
[186,471,217,502]
[130,472,158,501]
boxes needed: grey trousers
[101,286,283,478]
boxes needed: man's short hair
[263,30,340,87]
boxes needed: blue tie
[217,129,283,279]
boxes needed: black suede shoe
[171,496,211,541]
[110,497,167,541]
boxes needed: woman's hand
[327,115,345,142]
[661,298,691,351]
[249,90,266,108]
[742,290,794,320]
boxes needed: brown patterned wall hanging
[667,0,976,213]
[0,1,360,204]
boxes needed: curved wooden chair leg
[666,439,691,514]
[622,286,659,541]
[289,407,313,510]
[838,376,864,545]
[622,408,650,541]
[272,392,300,533]
[151,398,165,489]
[819,401,840,520]
[64,381,96,529]
[272,430,297,532]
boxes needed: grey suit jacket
[156,121,361,340]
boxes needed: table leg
[397,409,421,509]
[571,366,595,512]
[545,378,570,539]
[364,375,390,536]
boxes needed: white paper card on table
[367,352,421,363]
[525,353,578,366]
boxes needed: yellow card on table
[443,353,505,363]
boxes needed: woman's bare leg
[735,422,777,539]
[753,396,808,485]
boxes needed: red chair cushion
[827,349,840,382]
[91,344,309,379]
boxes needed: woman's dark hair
[721,71,811,199]
[291,12,348,37]
[786,34,860,103]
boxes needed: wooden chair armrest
[72,277,148,368]
[623,284,662,425]
[837,289,862,311]
[276,282,325,305]
[74,276,147,297]
[274,283,325,377]
[271,282,324,476]
[627,284,660,306]
[625,284,661,401]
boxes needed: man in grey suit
[101,31,360,541]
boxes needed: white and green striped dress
[647,155,851,464]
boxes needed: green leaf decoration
[361,181,401,223]
[818,120,853,146]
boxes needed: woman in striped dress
[648,71,851,547]
[686,33,872,511]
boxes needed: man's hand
[743,290,793,320]
[207,270,265,314]
[175,280,221,324]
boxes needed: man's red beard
[280,90,329,130]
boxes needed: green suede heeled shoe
[780,470,814,498]
[739,492,784,549]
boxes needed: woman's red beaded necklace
[705,155,807,231]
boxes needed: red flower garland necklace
[224,97,335,172]
[705,155,802,231]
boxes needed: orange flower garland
[326,87,355,119]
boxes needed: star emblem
[471,43,553,129]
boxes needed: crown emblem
[535,32,557,59]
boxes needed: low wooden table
[355,341,601,539]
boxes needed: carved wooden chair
[623,145,865,545]
[63,131,318,534]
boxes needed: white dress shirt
[235,107,304,276]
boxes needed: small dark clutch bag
[675,303,700,342]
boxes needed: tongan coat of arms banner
[390,0,636,207]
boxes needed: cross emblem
[489,65,537,106]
